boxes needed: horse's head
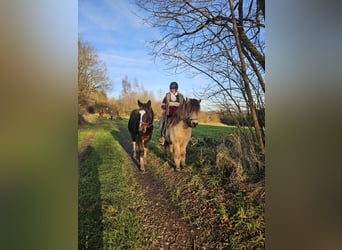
[137,99,154,132]
[184,98,201,128]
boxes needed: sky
[78,0,210,107]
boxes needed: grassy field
[192,123,236,138]
[78,118,150,249]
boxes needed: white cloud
[100,51,153,68]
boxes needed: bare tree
[117,76,158,117]
[78,37,112,109]
[134,0,265,153]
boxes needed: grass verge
[115,117,265,249]
[78,118,150,249]
[78,114,99,149]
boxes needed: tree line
[77,36,221,123]
[78,37,111,124]
[78,32,264,134]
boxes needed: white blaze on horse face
[139,110,146,130]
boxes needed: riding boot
[159,115,168,145]
[159,136,165,145]
[159,124,166,145]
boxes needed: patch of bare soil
[112,121,196,250]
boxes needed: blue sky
[78,0,209,104]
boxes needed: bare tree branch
[134,0,265,151]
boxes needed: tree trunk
[228,0,265,153]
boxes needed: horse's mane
[169,98,200,126]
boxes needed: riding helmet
[169,81,178,90]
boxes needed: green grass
[78,118,150,250]
[114,117,235,137]
[192,123,236,139]
[95,117,264,249]
[114,117,265,249]
[78,115,98,149]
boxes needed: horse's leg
[163,141,169,160]
[180,142,187,168]
[143,146,148,163]
[169,143,174,156]
[173,143,181,171]
[142,141,148,172]
[139,140,146,172]
[140,156,145,172]
[132,141,137,159]
[164,141,173,161]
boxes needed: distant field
[192,123,236,139]
[99,117,237,142]
[117,115,234,133]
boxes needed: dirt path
[79,119,196,249]
[78,119,101,164]
[111,120,196,250]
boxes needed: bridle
[138,108,153,130]
[139,121,153,127]
[184,102,199,128]
[185,115,198,127]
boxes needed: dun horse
[128,100,154,171]
[164,98,201,171]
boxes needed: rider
[159,81,185,145]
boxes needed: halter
[138,109,153,129]
[184,102,199,127]
[185,114,198,127]
[140,121,153,127]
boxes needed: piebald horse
[165,98,201,171]
[128,100,154,171]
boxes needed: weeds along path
[113,118,265,249]
[110,119,195,249]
